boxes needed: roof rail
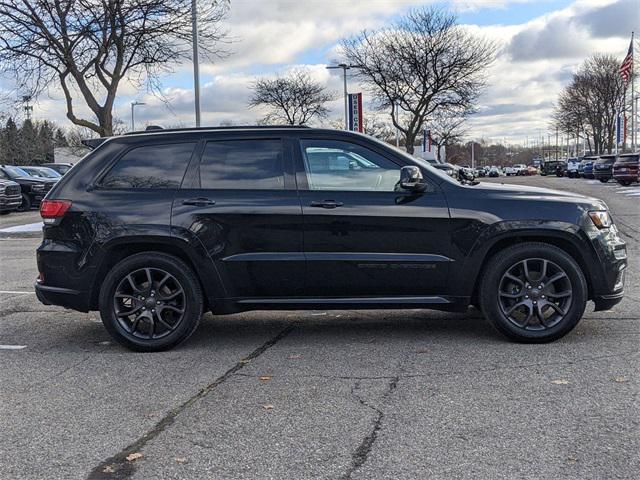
[123,125,311,135]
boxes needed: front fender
[449,220,598,298]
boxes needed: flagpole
[632,31,635,151]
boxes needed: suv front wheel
[479,243,587,343]
[99,252,203,351]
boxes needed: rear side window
[101,143,196,189]
[199,139,284,190]
[618,155,639,163]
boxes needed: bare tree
[427,108,469,161]
[553,54,626,154]
[0,0,228,136]
[249,69,335,125]
[341,7,495,154]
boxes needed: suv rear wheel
[479,243,587,343]
[99,252,203,351]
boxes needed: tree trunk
[405,132,416,154]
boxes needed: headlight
[589,210,611,229]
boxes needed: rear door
[294,136,451,298]
[171,134,304,299]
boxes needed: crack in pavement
[341,376,399,479]
[86,323,296,480]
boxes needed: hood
[475,181,606,208]
[12,176,56,185]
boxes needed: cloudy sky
[4,0,639,144]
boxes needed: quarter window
[199,139,284,190]
[101,143,196,189]
[300,140,400,191]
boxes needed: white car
[513,164,527,175]
[565,157,580,178]
[504,166,517,176]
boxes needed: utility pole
[131,101,145,131]
[326,63,351,129]
[22,95,33,121]
[191,0,201,127]
[555,126,558,161]
[471,141,475,169]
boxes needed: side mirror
[399,166,427,192]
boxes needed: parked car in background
[19,166,62,180]
[488,166,501,177]
[504,165,517,176]
[565,157,581,178]
[581,157,597,179]
[539,160,562,176]
[475,167,486,177]
[35,126,626,351]
[423,158,458,178]
[0,178,22,214]
[512,164,527,175]
[0,165,57,211]
[525,165,538,176]
[613,153,640,186]
[42,163,74,175]
[593,155,617,183]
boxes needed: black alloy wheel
[99,252,203,351]
[113,267,186,340]
[497,258,572,331]
[480,242,587,343]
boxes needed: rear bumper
[613,174,638,183]
[35,282,90,312]
[593,170,612,180]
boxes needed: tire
[618,180,631,186]
[479,242,587,343]
[17,194,31,212]
[599,178,608,183]
[99,252,203,352]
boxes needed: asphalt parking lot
[1,175,638,480]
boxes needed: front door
[295,137,451,298]
[171,135,304,299]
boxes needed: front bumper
[586,223,627,310]
[0,195,22,211]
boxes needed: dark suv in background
[593,154,617,183]
[0,177,22,213]
[613,153,639,186]
[35,127,627,351]
[0,165,57,211]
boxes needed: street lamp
[131,101,146,131]
[191,0,201,127]
[326,63,351,129]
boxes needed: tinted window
[617,155,639,164]
[101,143,196,189]
[300,139,400,191]
[200,139,284,190]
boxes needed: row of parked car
[0,163,74,214]
[560,153,639,185]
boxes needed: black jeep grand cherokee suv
[35,126,627,351]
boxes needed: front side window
[300,139,400,191]
[199,139,284,190]
[100,142,196,189]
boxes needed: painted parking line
[0,222,42,233]
[0,291,34,294]
[0,345,27,350]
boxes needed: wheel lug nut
[152,309,155,313]
[525,295,529,299]
[533,301,537,305]
[141,297,145,300]
[142,307,146,310]
[528,286,532,289]
[156,301,161,305]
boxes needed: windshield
[3,166,29,177]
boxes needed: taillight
[40,200,72,224]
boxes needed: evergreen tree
[19,119,38,165]
[0,118,20,165]
[54,129,68,148]
[37,120,55,163]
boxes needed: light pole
[131,101,145,131]
[191,0,201,127]
[326,63,351,129]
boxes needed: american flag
[619,37,633,83]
